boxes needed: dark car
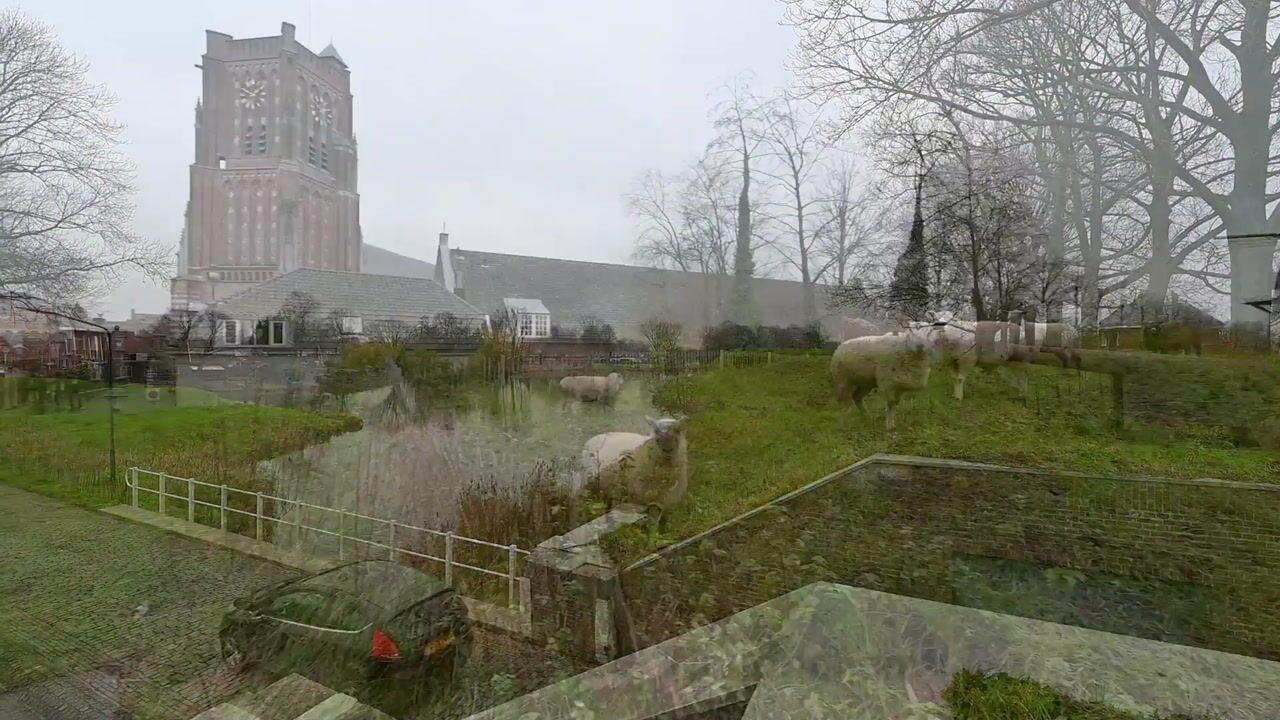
[219,560,470,681]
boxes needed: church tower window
[321,142,328,171]
[257,123,267,154]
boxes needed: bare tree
[812,153,882,289]
[628,170,692,272]
[0,10,163,302]
[758,91,834,322]
[366,319,416,345]
[711,78,770,324]
[786,0,1280,326]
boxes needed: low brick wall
[620,455,1280,660]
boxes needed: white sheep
[1007,310,1081,370]
[830,330,932,431]
[559,372,624,402]
[580,416,688,531]
[937,320,1028,401]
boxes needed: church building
[170,22,431,310]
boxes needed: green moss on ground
[945,670,1199,719]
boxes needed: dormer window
[504,297,551,339]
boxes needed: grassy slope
[611,355,1280,559]
[0,401,361,507]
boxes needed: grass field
[0,396,361,507]
[604,354,1280,560]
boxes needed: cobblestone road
[0,485,297,719]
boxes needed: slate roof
[213,268,484,325]
[360,244,434,279]
[503,297,549,315]
[447,249,877,343]
[318,43,346,66]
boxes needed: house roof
[213,268,484,325]
[105,313,167,335]
[360,243,434,279]
[503,297,549,315]
[448,248,878,342]
[469,582,1280,720]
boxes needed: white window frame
[534,314,550,338]
[340,316,363,335]
[269,320,287,346]
[519,313,533,338]
[221,319,241,346]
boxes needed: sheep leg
[953,370,966,403]
[884,396,898,432]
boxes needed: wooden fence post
[1111,373,1125,432]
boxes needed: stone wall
[620,455,1280,660]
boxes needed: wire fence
[521,349,776,375]
[127,467,531,609]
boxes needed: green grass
[945,670,1198,719]
[606,355,1280,560]
[0,397,361,507]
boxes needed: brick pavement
[0,485,298,719]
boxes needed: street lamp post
[106,325,119,488]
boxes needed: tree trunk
[730,149,756,324]
[1225,0,1278,327]
[795,182,815,322]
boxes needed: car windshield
[267,589,369,631]
[6,4,1280,720]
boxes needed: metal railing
[126,467,530,609]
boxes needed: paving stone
[0,485,299,718]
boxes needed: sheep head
[607,372,623,392]
[645,415,685,452]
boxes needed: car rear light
[371,628,401,662]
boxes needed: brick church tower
[171,22,361,309]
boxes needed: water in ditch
[262,374,665,556]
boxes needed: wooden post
[719,350,724,369]
[220,485,228,531]
[1111,373,1125,432]
[338,510,346,560]
[187,478,195,523]
[444,532,454,586]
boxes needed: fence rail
[126,467,529,609]
[521,349,775,373]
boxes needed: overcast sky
[27,0,798,319]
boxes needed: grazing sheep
[559,372,624,402]
[941,320,1028,401]
[581,416,688,531]
[830,330,932,431]
[1008,310,1082,370]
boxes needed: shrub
[702,321,828,352]
[339,341,404,372]
[579,316,618,343]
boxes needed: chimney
[435,231,456,294]
[281,22,296,42]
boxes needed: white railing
[126,467,530,609]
